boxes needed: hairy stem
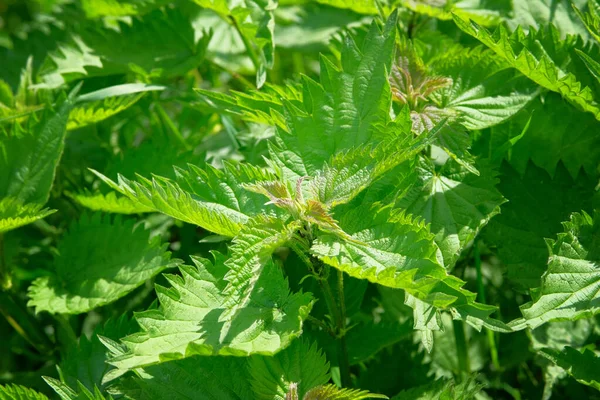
[474,238,500,370]
[318,270,341,325]
[336,269,351,388]
[453,319,471,376]
[306,255,351,387]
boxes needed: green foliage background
[1,0,600,399]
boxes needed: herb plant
[1,1,600,399]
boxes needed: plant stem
[336,269,351,388]
[317,271,341,324]
[308,257,351,387]
[453,319,471,376]
[229,15,261,78]
[474,238,500,370]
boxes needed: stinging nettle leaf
[312,204,510,333]
[0,198,55,234]
[429,47,539,131]
[510,211,600,330]
[394,158,505,269]
[107,252,314,373]
[248,340,330,400]
[272,11,399,179]
[483,161,596,291]
[0,87,76,205]
[93,162,279,237]
[0,384,49,400]
[68,83,165,130]
[538,346,600,391]
[67,191,153,215]
[28,213,180,314]
[492,92,600,178]
[453,15,600,121]
[38,9,211,88]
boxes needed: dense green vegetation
[1,0,600,399]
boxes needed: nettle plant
[2,0,600,399]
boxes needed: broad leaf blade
[511,211,600,330]
[0,198,55,234]
[0,384,49,400]
[108,253,313,372]
[0,89,76,205]
[538,347,600,391]
[93,162,277,237]
[453,15,600,120]
[395,159,505,269]
[248,340,329,400]
[28,214,179,314]
[311,205,510,332]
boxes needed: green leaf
[483,162,596,290]
[102,137,202,182]
[68,84,164,130]
[191,0,277,87]
[530,319,595,397]
[429,47,538,130]
[111,356,253,399]
[196,83,300,130]
[538,347,600,391]
[391,377,482,400]
[60,316,138,394]
[275,5,368,52]
[510,211,600,330]
[221,216,302,318]
[248,340,329,400]
[399,0,510,26]
[309,130,436,209]
[493,93,600,178]
[272,11,398,179]
[111,339,330,400]
[0,384,49,400]
[576,47,600,86]
[404,292,442,353]
[67,191,153,215]
[190,8,252,73]
[312,205,510,332]
[80,0,171,18]
[509,0,591,40]
[107,252,313,372]
[0,89,76,205]
[94,162,278,237]
[0,198,55,234]
[573,0,600,43]
[43,378,108,400]
[394,159,505,269]
[303,384,387,400]
[28,214,180,314]
[453,15,600,120]
[38,9,210,88]
[312,0,378,14]
[530,319,594,351]
[345,321,413,365]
